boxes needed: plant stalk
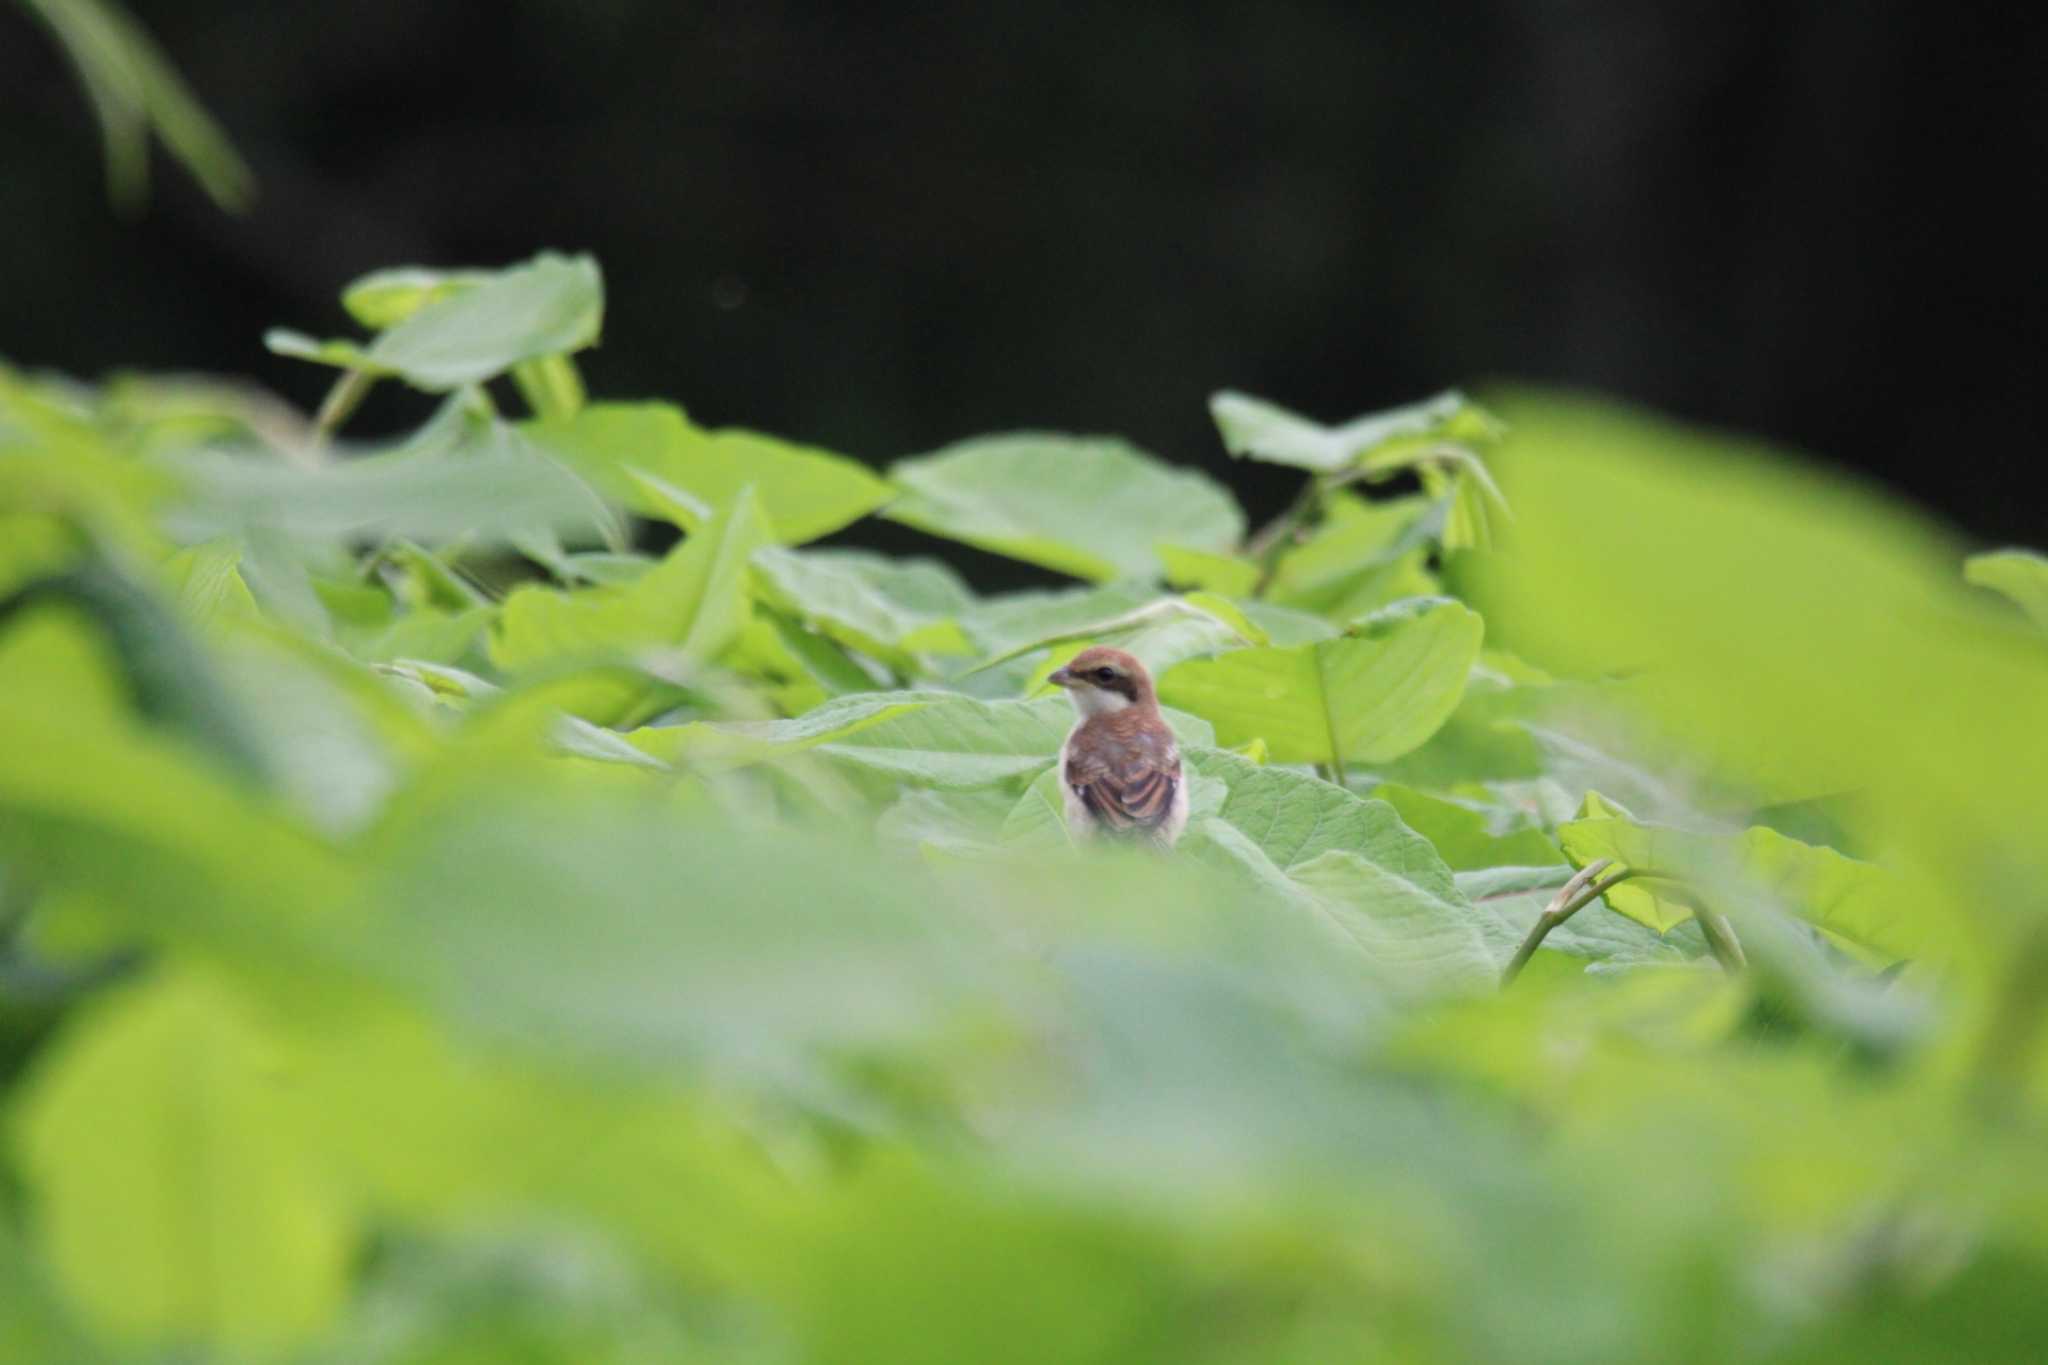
[1501,860,1631,987]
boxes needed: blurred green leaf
[1160,597,1483,766]
[12,970,356,1350]
[1558,791,1917,959]
[339,266,495,329]
[1965,549,2048,630]
[490,489,769,723]
[1209,389,1491,473]
[268,254,602,392]
[22,0,255,211]
[884,433,1244,581]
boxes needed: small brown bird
[1048,646,1188,848]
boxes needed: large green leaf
[170,423,616,550]
[1269,492,1443,619]
[1557,793,1916,959]
[1182,750,1493,995]
[750,546,974,670]
[11,971,356,1351]
[883,433,1244,581]
[1373,782,1563,871]
[359,798,1003,1082]
[1482,389,2048,977]
[631,689,943,770]
[527,402,891,544]
[266,253,602,391]
[489,489,769,723]
[1965,550,2048,630]
[971,593,1264,683]
[1159,597,1482,765]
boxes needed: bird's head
[1048,646,1155,716]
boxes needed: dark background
[3,0,2043,558]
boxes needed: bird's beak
[1047,666,1075,688]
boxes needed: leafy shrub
[3,253,2046,1362]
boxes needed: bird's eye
[1094,667,1117,683]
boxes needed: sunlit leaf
[528,401,891,544]
[489,489,770,723]
[12,972,356,1350]
[1160,597,1482,765]
[751,546,974,670]
[1558,792,1917,958]
[884,433,1243,581]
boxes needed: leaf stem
[313,367,375,442]
[1501,860,1632,987]
[1697,911,1747,973]
[1246,476,1324,597]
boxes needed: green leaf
[528,402,891,544]
[340,266,494,329]
[1269,493,1442,619]
[957,581,1155,658]
[24,0,255,211]
[364,253,603,391]
[1965,549,2048,630]
[968,594,1262,680]
[750,547,974,670]
[1557,793,1917,958]
[489,489,770,723]
[262,329,376,373]
[360,800,1002,1082]
[171,424,616,550]
[1182,751,1493,996]
[162,538,258,627]
[1209,389,1495,473]
[813,695,1077,790]
[1373,782,1563,871]
[632,689,939,770]
[11,972,356,1351]
[265,254,601,392]
[1159,597,1483,765]
[1456,864,1701,965]
[884,433,1244,581]
[1157,543,1259,596]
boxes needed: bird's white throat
[1066,686,1134,718]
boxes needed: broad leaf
[1160,597,1482,765]
[268,253,602,392]
[12,972,356,1351]
[1373,782,1563,871]
[884,433,1243,581]
[750,546,973,670]
[489,490,770,723]
[528,402,891,544]
[1557,792,1917,959]
[340,266,494,329]
[1183,751,1492,996]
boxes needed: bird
[1047,646,1188,848]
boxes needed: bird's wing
[1068,744,1182,836]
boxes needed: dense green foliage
[3,253,2047,1362]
